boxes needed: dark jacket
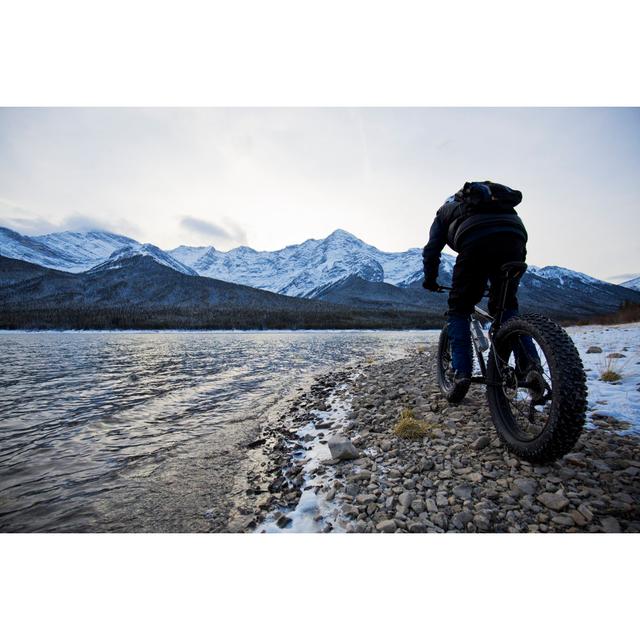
[422,193,528,282]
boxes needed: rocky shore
[231,347,640,533]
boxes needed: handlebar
[431,285,490,298]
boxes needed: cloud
[180,215,247,245]
[0,199,141,238]
[1,216,58,235]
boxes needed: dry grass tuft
[393,408,435,439]
[599,355,626,383]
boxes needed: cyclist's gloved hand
[422,278,441,292]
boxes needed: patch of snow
[567,322,640,435]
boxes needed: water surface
[0,330,434,532]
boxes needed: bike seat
[500,261,528,279]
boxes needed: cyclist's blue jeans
[448,309,540,377]
[501,309,541,370]
[447,312,473,376]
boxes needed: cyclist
[422,181,535,390]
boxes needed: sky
[0,107,638,280]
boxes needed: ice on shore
[256,383,355,533]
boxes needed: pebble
[600,517,621,533]
[376,519,397,533]
[472,435,491,451]
[537,492,570,511]
[513,478,538,495]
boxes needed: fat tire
[437,325,471,404]
[486,313,587,463]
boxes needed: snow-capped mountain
[527,265,601,286]
[620,275,640,291]
[1,225,634,306]
[90,244,197,276]
[169,229,456,297]
[34,230,139,271]
[0,226,138,272]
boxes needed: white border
[1,0,639,106]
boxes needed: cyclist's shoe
[516,362,543,385]
[453,371,471,386]
[518,364,547,404]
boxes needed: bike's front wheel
[486,313,587,463]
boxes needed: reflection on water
[0,330,434,532]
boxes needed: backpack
[460,181,522,211]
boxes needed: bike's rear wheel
[437,325,471,403]
[486,313,587,463]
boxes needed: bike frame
[440,261,528,387]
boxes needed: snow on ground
[567,322,640,435]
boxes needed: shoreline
[238,344,640,533]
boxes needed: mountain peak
[93,243,197,276]
[327,228,356,239]
[324,229,361,244]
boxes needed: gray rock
[425,498,438,513]
[345,483,360,497]
[328,436,358,461]
[551,514,574,527]
[418,458,435,472]
[348,470,372,482]
[473,514,491,532]
[376,519,397,533]
[399,491,416,508]
[453,485,473,501]
[472,435,491,451]
[513,478,537,495]
[276,514,292,528]
[568,510,587,526]
[577,503,594,522]
[601,517,621,533]
[226,515,256,532]
[431,513,448,529]
[537,491,569,511]
[451,511,473,529]
[586,346,603,353]
[436,493,448,508]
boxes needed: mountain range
[1,225,638,329]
